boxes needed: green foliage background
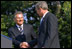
[1,1,71,48]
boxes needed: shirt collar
[40,11,49,24]
[16,24,23,28]
[42,11,49,19]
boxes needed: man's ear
[39,8,43,12]
[39,8,41,11]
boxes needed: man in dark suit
[22,1,60,48]
[8,11,36,48]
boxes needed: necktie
[19,26,23,35]
[40,18,43,24]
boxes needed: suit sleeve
[30,25,37,39]
[28,38,37,47]
[8,28,21,47]
[28,25,37,47]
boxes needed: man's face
[14,14,24,26]
[35,8,43,17]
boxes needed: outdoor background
[1,1,71,48]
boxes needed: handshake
[20,42,30,48]
[20,42,45,48]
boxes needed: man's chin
[17,23,23,26]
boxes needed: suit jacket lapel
[14,25,21,35]
[43,12,49,22]
[23,24,26,35]
[39,12,49,34]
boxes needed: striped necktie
[19,26,23,35]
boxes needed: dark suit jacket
[29,12,60,48]
[8,24,36,48]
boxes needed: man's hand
[20,42,30,48]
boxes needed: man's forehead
[16,14,23,17]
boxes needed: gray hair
[14,11,23,18]
[35,1,48,10]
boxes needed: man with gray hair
[8,11,37,48]
[21,1,60,48]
